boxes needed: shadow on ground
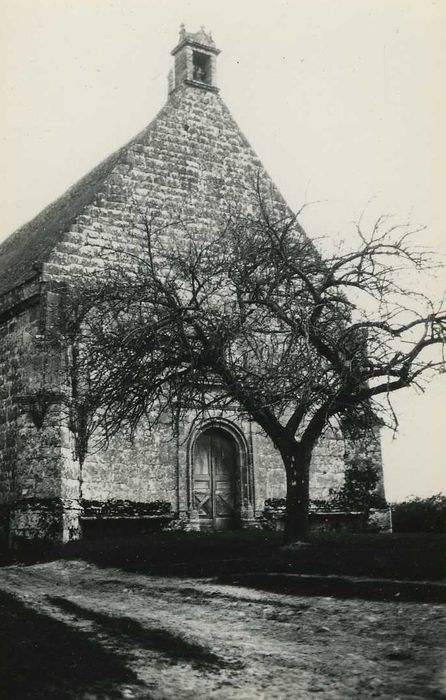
[3,531,446,602]
[0,590,141,699]
[48,596,235,672]
[65,532,446,581]
[216,572,446,603]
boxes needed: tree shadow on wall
[0,591,141,699]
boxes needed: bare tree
[61,193,446,540]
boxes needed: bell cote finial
[169,25,220,95]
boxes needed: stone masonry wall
[0,80,385,542]
[249,424,346,512]
[42,85,284,288]
[41,82,381,528]
[80,420,177,506]
[31,84,300,529]
[0,286,70,546]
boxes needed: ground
[0,558,445,699]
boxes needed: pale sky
[0,0,445,501]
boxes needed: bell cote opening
[169,24,220,95]
[193,51,211,84]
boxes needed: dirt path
[0,560,444,699]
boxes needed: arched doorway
[192,427,239,530]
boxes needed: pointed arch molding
[186,417,255,525]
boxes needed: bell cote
[169,25,220,94]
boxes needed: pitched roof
[0,109,166,298]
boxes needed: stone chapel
[0,27,385,547]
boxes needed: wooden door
[193,428,238,530]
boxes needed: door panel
[193,432,212,518]
[193,427,238,529]
[193,491,213,518]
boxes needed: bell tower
[169,24,220,94]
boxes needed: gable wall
[0,84,385,542]
[42,86,272,286]
[36,84,300,517]
[39,85,381,520]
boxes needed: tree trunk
[280,442,312,543]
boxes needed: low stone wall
[310,512,368,533]
[79,498,173,539]
[81,498,171,518]
[260,504,392,534]
[8,497,82,548]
